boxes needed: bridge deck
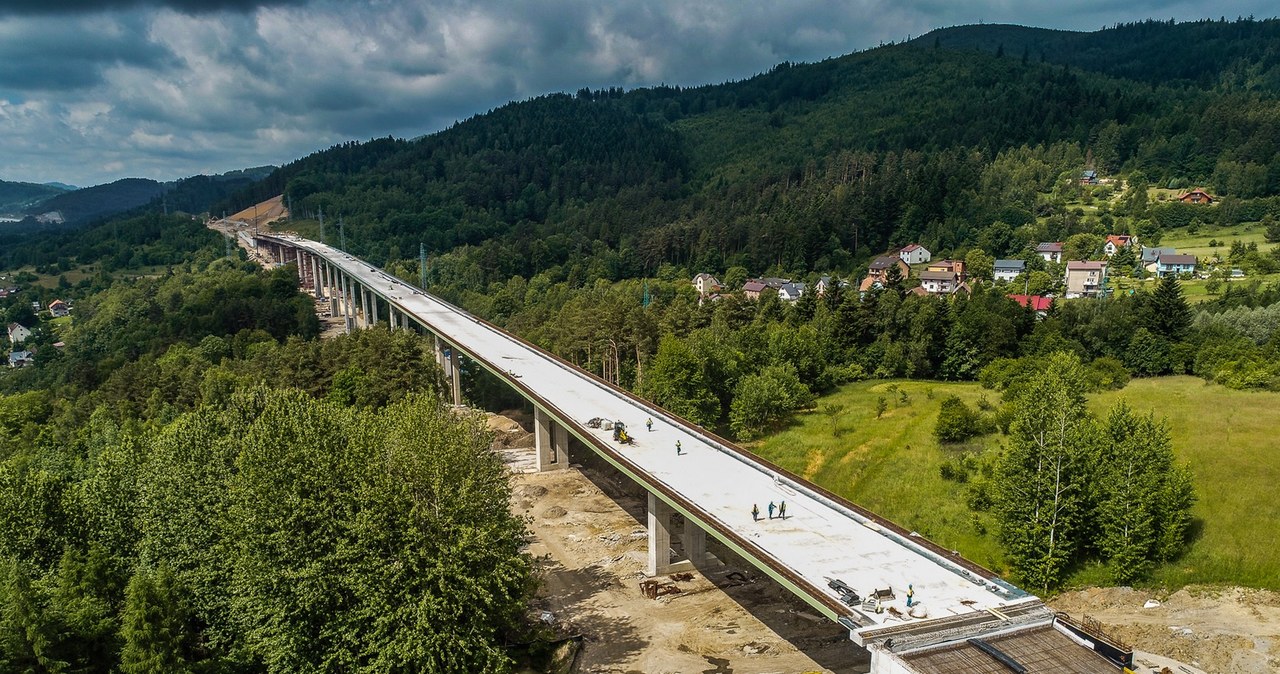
[264,235,1039,639]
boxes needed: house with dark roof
[993,259,1025,282]
[778,282,806,302]
[8,350,33,368]
[868,255,910,281]
[1080,169,1099,185]
[1156,254,1197,278]
[1141,246,1176,265]
[1036,242,1064,263]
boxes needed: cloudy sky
[0,0,1275,188]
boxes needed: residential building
[8,350,34,368]
[1008,294,1053,313]
[919,270,959,294]
[899,243,932,265]
[858,276,883,294]
[1141,246,1176,265]
[926,259,966,279]
[7,323,32,345]
[1103,235,1134,256]
[778,282,806,302]
[993,259,1025,282]
[1176,189,1215,204]
[1036,242,1064,263]
[742,280,768,300]
[48,299,70,318]
[867,255,910,282]
[1064,261,1108,298]
[1156,253,1197,278]
[1080,169,1099,185]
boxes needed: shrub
[935,395,985,443]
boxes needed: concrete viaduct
[250,232,1128,674]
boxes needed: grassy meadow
[752,376,1280,591]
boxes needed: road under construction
[233,226,1132,674]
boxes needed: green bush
[935,395,986,443]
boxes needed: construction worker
[906,584,915,608]
[768,501,776,519]
[752,504,760,521]
[676,440,682,455]
[778,501,787,519]
[646,418,653,432]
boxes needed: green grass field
[1160,221,1277,259]
[753,376,1280,591]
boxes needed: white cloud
[0,0,1276,186]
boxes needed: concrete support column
[449,346,461,406]
[534,408,569,471]
[360,286,370,328]
[342,274,355,334]
[433,334,445,368]
[647,492,674,577]
[311,256,321,297]
[371,294,379,325]
[296,249,304,281]
[683,524,707,566]
[389,307,398,330]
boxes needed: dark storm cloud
[0,0,309,16]
[1,0,1278,187]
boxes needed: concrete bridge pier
[432,336,462,406]
[646,493,709,577]
[533,408,569,471]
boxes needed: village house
[1103,235,1134,256]
[1036,242,1064,263]
[1176,189,1215,204]
[1141,246,1176,265]
[8,350,34,368]
[919,270,960,294]
[742,280,768,300]
[1008,294,1053,318]
[993,259,1025,282]
[860,255,910,293]
[1080,169,1099,185]
[48,299,70,318]
[1064,261,1108,298]
[1156,253,1197,278]
[7,323,32,345]
[899,243,932,265]
[778,282,806,302]
[926,259,966,279]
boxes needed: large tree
[994,352,1095,591]
[1144,274,1192,341]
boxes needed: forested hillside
[212,18,1280,292]
[0,180,66,216]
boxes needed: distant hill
[0,179,68,215]
[912,19,1280,90]
[29,178,166,225]
[43,182,78,191]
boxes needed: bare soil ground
[1049,586,1280,673]
[229,195,288,228]
[493,412,870,674]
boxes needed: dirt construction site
[490,411,1280,674]
[492,411,869,674]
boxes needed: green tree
[729,364,813,440]
[1125,327,1170,376]
[964,248,995,281]
[1062,233,1103,261]
[1094,404,1196,584]
[994,352,1095,591]
[1144,275,1192,341]
[1264,214,1280,244]
[120,565,192,674]
[641,335,721,426]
